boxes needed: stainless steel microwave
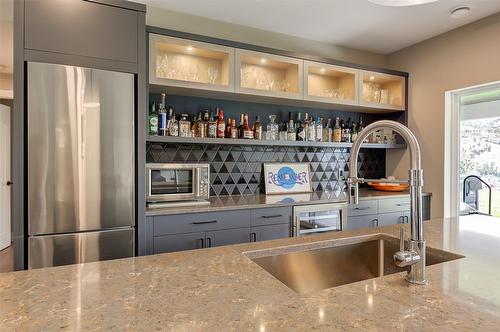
[146,163,210,203]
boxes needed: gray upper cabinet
[25,0,138,63]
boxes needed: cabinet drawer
[348,200,378,216]
[378,197,411,213]
[251,207,292,226]
[345,215,379,231]
[25,0,138,63]
[153,232,205,254]
[153,210,251,236]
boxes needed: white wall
[387,12,500,219]
[146,7,388,68]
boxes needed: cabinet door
[205,227,252,248]
[25,0,138,63]
[149,34,235,92]
[377,212,406,227]
[235,49,303,99]
[153,232,205,254]
[345,215,379,231]
[251,224,291,242]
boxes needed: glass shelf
[304,61,358,105]
[236,49,303,99]
[149,34,234,92]
[147,135,406,149]
[360,71,405,110]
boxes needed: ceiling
[138,0,500,54]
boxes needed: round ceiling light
[368,0,438,6]
[450,6,471,19]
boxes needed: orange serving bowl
[367,182,409,192]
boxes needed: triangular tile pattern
[146,143,386,196]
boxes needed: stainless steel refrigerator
[27,62,135,269]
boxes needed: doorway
[444,82,500,218]
[0,104,10,251]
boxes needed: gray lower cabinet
[153,232,205,253]
[377,212,406,227]
[251,223,291,242]
[206,227,252,247]
[345,214,379,231]
[147,207,292,255]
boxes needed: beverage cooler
[293,203,347,236]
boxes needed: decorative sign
[264,163,312,195]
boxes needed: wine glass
[207,67,219,84]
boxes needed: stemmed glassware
[207,67,219,84]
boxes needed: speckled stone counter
[1,215,499,331]
[146,189,431,216]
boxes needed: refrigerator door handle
[81,113,86,159]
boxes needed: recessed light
[369,76,375,80]
[260,58,267,64]
[320,68,326,73]
[186,46,193,51]
[368,0,438,6]
[450,6,471,19]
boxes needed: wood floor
[0,245,14,273]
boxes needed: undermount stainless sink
[245,234,464,294]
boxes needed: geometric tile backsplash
[146,143,386,197]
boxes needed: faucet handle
[399,227,405,252]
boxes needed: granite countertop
[1,215,499,331]
[146,189,432,216]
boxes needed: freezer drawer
[29,228,134,269]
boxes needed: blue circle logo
[276,167,297,189]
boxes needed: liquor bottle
[203,111,210,135]
[342,117,351,143]
[195,112,206,138]
[296,113,305,141]
[148,102,158,136]
[168,108,179,137]
[358,116,368,143]
[207,112,217,138]
[286,114,295,141]
[307,115,316,142]
[323,118,332,142]
[158,93,168,136]
[230,119,238,139]
[315,117,323,142]
[238,113,245,139]
[178,114,191,137]
[216,109,226,138]
[243,113,253,139]
[333,117,342,143]
[351,122,358,142]
[253,115,262,140]
[225,117,232,138]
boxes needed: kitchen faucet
[347,120,427,285]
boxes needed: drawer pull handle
[261,214,283,219]
[396,203,410,206]
[354,207,370,210]
[250,232,257,242]
[192,220,218,225]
